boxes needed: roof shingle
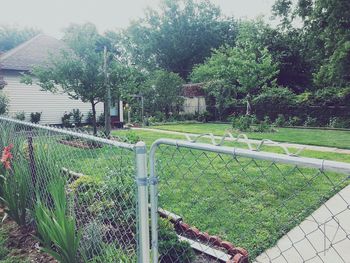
[0,34,66,71]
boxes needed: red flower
[1,144,14,170]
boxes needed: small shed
[182,83,206,114]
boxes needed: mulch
[0,206,57,263]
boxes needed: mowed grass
[151,123,350,149]
[19,128,350,261]
[113,129,350,259]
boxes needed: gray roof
[0,34,66,71]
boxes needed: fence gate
[149,138,350,263]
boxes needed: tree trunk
[91,101,97,135]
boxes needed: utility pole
[104,46,111,137]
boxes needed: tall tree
[0,26,40,53]
[273,0,350,88]
[123,0,237,79]
[191,33,279,119]
[24,23,130,135]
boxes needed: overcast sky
[0,0,277,37]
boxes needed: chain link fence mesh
[0,117,139,262]
[151,140,350,263]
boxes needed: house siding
[2,71,103,125]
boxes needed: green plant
[0,229,9,260]
[72,109,83,127]
[14,112,25,121]
[328,117,350,129]
[232,115,256,132]
[303,116,318,127]
[61,112,73,128]
[254,116,275,133]
[123,131,140,144]
[97,113,105,127]
[80,220,105,260]
[86,111,94,125]
[158,219,195,263]
[0,93,8,115]
[287,116,302,126]
[0,146,30,226]
[89,244,136,263]
[30,112,41,124]
[274,114,286,127]
[34,178,81,263]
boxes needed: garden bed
[0,206,57,263]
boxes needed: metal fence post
[135,141,150,263]
[150,142,159,263]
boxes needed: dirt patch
[0,206,57,263]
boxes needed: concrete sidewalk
[132,127,350,155]
[255,185,350,263]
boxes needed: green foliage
[1,156,30,226]
[124,0,237,79]
[0,229,9,260]
[89,244,136,263]
[0,93,9,115]
[158,219,195,263]
[191,33,279,119]
[80,220,105,260]
[34,178,81,263]
[232,115,256,132]
[14,112,25,121]
[0,26,40,52]
[328,117,350,129]
[61,112,73,128]
[274,114,287,127]
[143,70,184,116]
[72,109,83,127]
[30,112,41,124]
[303,116,318,127]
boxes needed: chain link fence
[150,138,350,263]
[0,116,149,263]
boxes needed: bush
[30,112,41,123]
[303,116,318,127]
[254,116,275,133]
[0,93,9,115]
[232,115,256,132]
[328,117,350,128]
[61,112,73,127]
[287,116,302,126]
[86,111,94,125]
[34,178,81,263]
[274,114,286,127]
[159,219,195,263]
[72,109,84,127]
[14,111,25,121]
[97,113,105,127]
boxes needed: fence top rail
[0,116,136,151]
[150,138,350,175]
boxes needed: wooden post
[27,132,37,188]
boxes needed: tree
[191,38,279,119]
[24,23,129,135]
[236,20,312,93]
[143,70,184,116]
[0,26,40,53]
[123,0,237,79]
[273,0,350,88]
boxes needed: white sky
[0,0,277,38]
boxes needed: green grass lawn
[113,129,350,260]
[151,123,350,149]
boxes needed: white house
[0,34,113,125]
